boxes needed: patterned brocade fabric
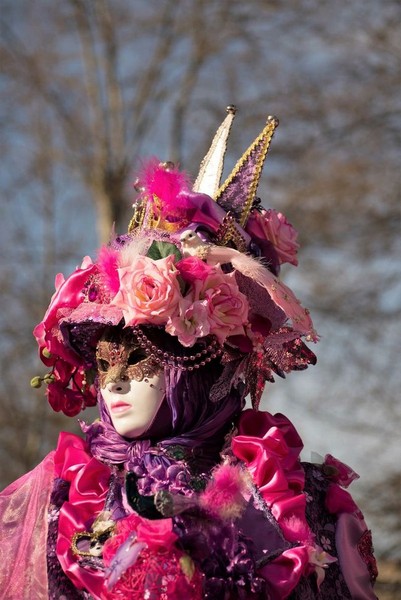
[47,478,88,599]
[289,463,352,599]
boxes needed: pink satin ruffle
[33,262,98,367]
[326,482,359,516]
[233,410,306,523]
[259,546,310,599]
[55,432,112,599]
[232,409,312,598]
[54,431,92,480]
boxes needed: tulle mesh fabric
[0,452,55,599]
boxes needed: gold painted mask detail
[96,334,161,388]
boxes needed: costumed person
[0,107,378,599]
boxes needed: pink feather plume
[280,516,314,544]
[200,464,247,521]
[97,245,120,296]
[139,158,193,217]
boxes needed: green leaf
[146,241,182,262]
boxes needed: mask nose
[103,364,128,387]
[106,379,130,394]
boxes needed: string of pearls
[132,327,222,371]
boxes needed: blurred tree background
[1,0,400,586]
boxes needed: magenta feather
[200,464,247,520]
[280,516,314,544]
[139,158,193,217]
[97,245,120,296]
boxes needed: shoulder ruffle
[232,409,335,598]
[54,432,112,598]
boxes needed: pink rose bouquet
[108,252,250,347]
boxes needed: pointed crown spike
[193,105,237,197]
[215,115,279,227]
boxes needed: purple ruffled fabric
[82,420,200,496]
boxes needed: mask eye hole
[97,359,110,371]
[127,349,148,365]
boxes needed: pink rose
[166,296,211,347]
[112,254,182,326]
[193,267,249,344]
[176,256,213,283]
[247,209,299,266]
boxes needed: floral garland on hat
[112,252,249,348]
[32,160,316,416]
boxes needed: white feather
[118,232,151,268]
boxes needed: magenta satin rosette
[101,513,203,599]
[33,257,97,367]
[33,258,99,414]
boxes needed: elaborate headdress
[33,107,317,416]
